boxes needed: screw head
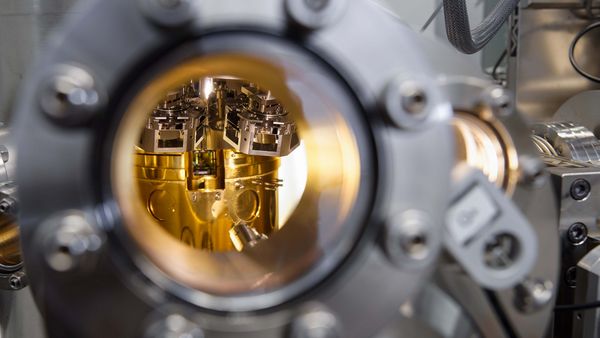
[514,278,554,313]
[483,233,520,270]
[518,155,547,187]
[8,271,27,290]
[0,145,9,164]
[382,78,432,129]
[567,222,588,245]
[289,304,340,338]
[383,210,437,268]
[145,313,204,338]
[0,197,16,215]
[484,86,512,115]
[43,211,103,273]
[565,266,577,288]
[139,0,196,28]
[286,0,348,30]
[39,64,102,126]
[570,178,591,201]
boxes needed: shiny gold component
[112,54,361,294]
[135,149,279,252]
[453,110,519,195]
[0,213,22,269]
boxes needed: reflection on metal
[136,80,291,252]
[578,245,600,277]
[0,182,21,270]
[533,121,600,163]
[112,53,364,297]
[453,112,512,191]
[508,7,600,120]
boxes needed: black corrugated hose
[443,0,520,54]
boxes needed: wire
[491,49,508,82]
[569,21,600,83]
[555,300,600,312]
[421,2,444,33]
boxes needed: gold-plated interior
[0,213,21,269]
[136,146,283,252]
[112,54,362,295]
[452,110,519,195]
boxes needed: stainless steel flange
[13,1,453,338]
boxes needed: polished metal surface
[533,121,600,163]
[12,0,455,337]
[508,7,600,120]
[4,0,589,337]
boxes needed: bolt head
[484,87,512,114]
[289,304,340,338]
[0,198,15,215]
[565,266,577,288]
[44,212,103,273]
[570,178,591,201]
[8,272,26,290]
[483,233,520,270]
[567,222,588,245]
[39,64,102,126]
[0,145,9,164]
[139,0,196,28]
[145,313,204,338]
[514,278,554,313]
[383,210,437,268]
[518,155,547,187]
[286,0,347,29]
[382,78,433,129]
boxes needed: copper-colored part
[453,110,519,195]
[0,214,22,269]
[135,149,279,252]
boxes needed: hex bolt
[0,145,9,164]
[139,0,196,29]
[289,304,340,338]
[39,64,102,126]
[567,222,588,245]
[383,210,436,268]
[518,155,547,187]
[400,84,428,117]
[483,233,520,270]
[8,271,27,290]
[570,178,591,201]
[286,0,347,30]
[43,211,104,273]
[145,313,204,338]
[565,266,577,288]
[514,278,554,313]
[0,197,16,215]
[484,86,512,115]
[382,78,431,129]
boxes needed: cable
[491,49,508,82]
[443,0,520,54]
[569,21,600,84]
[555,300,600,312]
[421,2,444,32]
